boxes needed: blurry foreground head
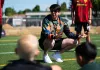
[16,34,39,61]
[75,42,97,67]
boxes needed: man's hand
[72,19,75,25]
[88,19,92,25]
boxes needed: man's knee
[63,38,75,45]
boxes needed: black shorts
[75,22,89,33]
[39,38,63,51]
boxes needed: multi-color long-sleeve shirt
[40,14,78,40]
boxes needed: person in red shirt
[72,0,92,44]
[0,0,4,38]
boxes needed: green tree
[32,5,40,12]
[92,0,100,17]
[23,9,31,14]
[61,2,67,11]
[18,10,24,14]
[5,7,16,16]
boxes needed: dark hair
[75,42,97,61]
[50,4,61,12]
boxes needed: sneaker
[52,52,63,62]
[43,54,53,63]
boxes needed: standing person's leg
[86,32,91,42]
[75,22,82,44]
[76,32,81,45]
[83,22,91,43]
[43,39,55,63]
[0,24,2,38]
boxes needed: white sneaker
[52,52,63,62]
[43,54,53,63]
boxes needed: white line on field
[0,52,15,54]
[91,37,100,38]
[83,40,100,42]
[0,40,17,42]
[92,40,100,42]
[0,43,16,45]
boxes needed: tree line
[92,0,100,17]
[4,2,68,16]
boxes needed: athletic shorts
[39,38,63,50]
[75,22,90,33]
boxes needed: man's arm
[1,0,4,8]
[88,8,92,25]
[88,0,93,25]
[71,0,75,25]
[71,9,75,25]
[42,19,55,39]
[63,25,78,39]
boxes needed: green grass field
[0,34,100,70]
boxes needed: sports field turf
[0,34,100,70]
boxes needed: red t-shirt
[0,0,4,24]
[72,0,92,22]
